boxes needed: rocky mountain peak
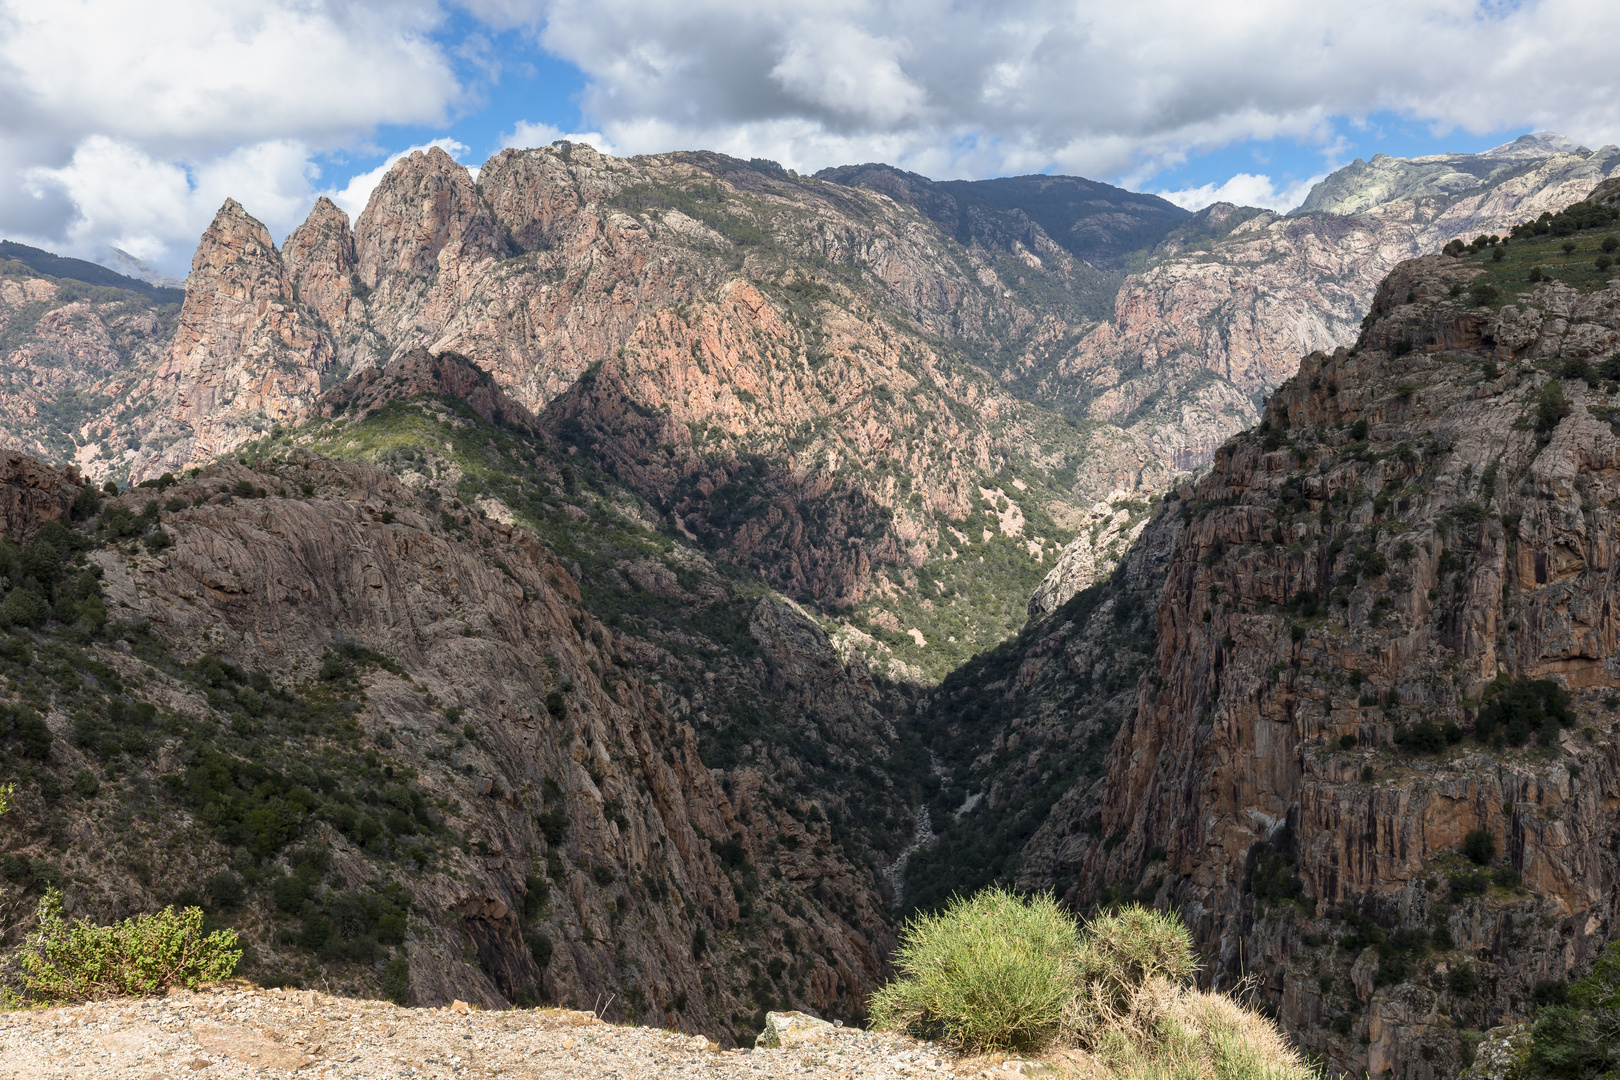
[1483,131,1589,160]
[139,198,332,475]
[283,195,357,333]
[354,146,506,289]
[478,145,631,253]
[188,197,281,277]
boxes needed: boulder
[1461,1024,1531,1080]
[754,1010,835,1049]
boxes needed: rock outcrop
[1028,490,1159,617]
[139,199,333,476]
[283,195,359,339]
[316,347,538,431]
[352,146,509,364]
[0,452,82,537]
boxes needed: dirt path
[0,987,1022,1080]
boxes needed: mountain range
[1,133,1618,1074]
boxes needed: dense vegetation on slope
[0,494,437,1003]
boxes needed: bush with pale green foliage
[869,887,1080,1052]
[11,889,241,1001]
[1088,976,1318,1080]
[1068,903,1200,1036]
[871,891,1316,1080]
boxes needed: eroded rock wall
[1036,253,1620,1078]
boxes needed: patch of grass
[1447,214,1620,307]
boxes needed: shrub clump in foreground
[9,889,241,1001]
[870,887,1081,1052]
[871,889,1315,1080]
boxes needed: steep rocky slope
[0,256,180,471]
[914,186,1620,1079]
[0,421,933,1043]
[1032,137,1620,478]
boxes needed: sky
[6,1,1620,277]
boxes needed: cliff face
[1009,217,1620,1077]
[0,439,918,1041]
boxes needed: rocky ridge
[119,143,1185,678]
[1035,140,1620,478]
[9,138,1617,659]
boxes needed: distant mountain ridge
[0,239,183,303]
[1,134,1616,671]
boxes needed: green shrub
[1069,903,1199,1034]
[0,588,50,628]
[1465,829,1497,865]
[869,887,1081,1051]
[382,954,411,1005]
[1475,675,1574,745]
[1561,356,1594,382]
[206,871,245,907]
[72,769,100,799]
[526,929,553,971]
[13,889,240,1001]
[871,891,1312,1074]
[1534,384,1571,435]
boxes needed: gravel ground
[0,987,1030,1080]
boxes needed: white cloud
[1156,172,1327,214]
[0,0,463,273]
[17,135,329,270]
[515,0,1620,182]
[322,138,472,221]
[0,0,455,148]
